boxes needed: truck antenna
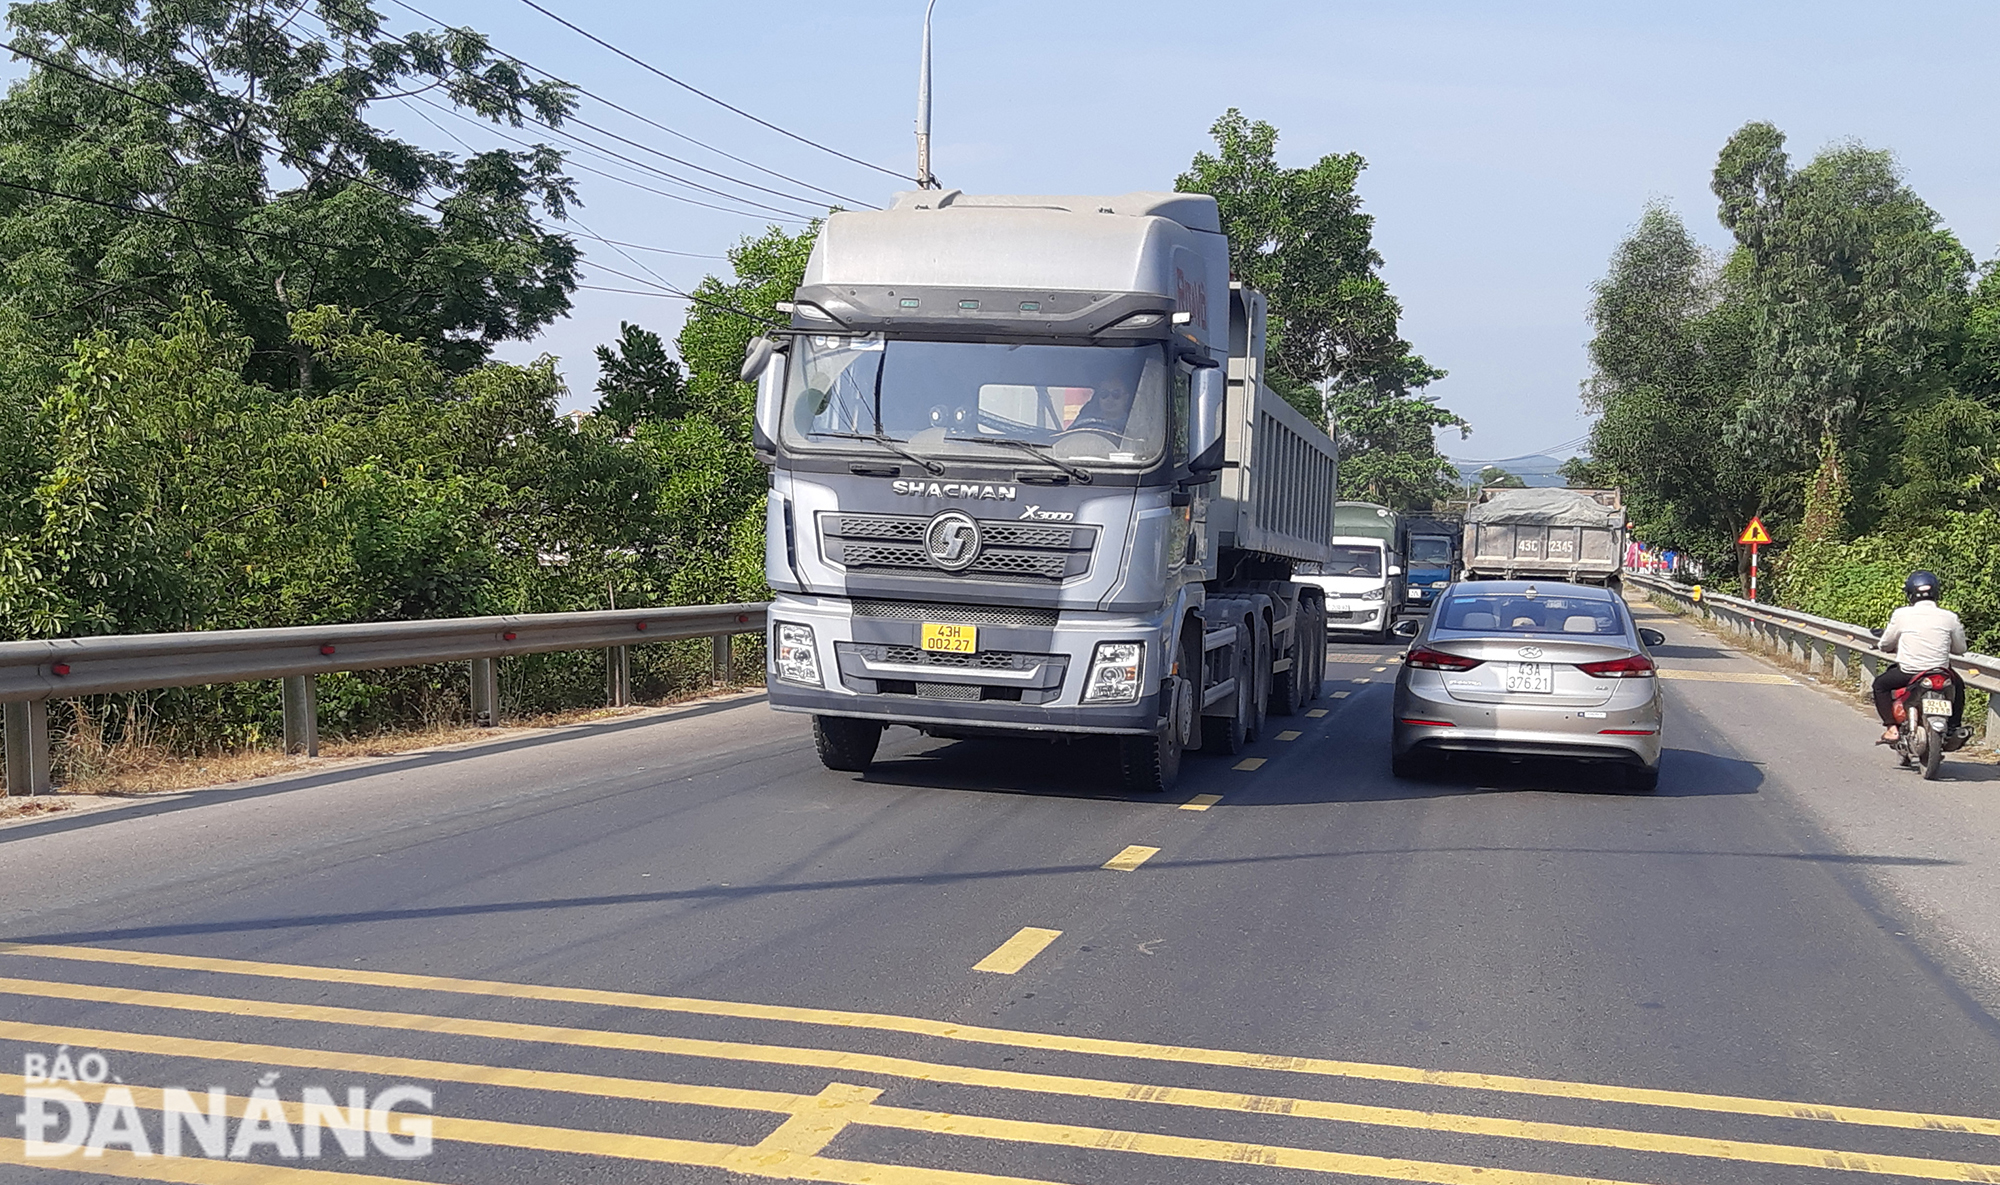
[915,0,939,189]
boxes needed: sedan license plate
[920,622,978,654]
[1328,609,1354,620]
[1505,662,1552,693]
[1922,696,1953,717]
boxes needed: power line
[506,0,910,182]
[383,0,878,207]
[403,95,811,223]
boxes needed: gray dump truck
[743,189,1340,792]
[1462,487,1625,585]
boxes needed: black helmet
[1905,570,1941,603]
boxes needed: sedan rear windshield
[1438,594,1624,636]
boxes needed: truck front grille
[819,513,1095,583]
[851,599,1060,627]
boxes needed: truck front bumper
[764,595,1165,735]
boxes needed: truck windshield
[1409,537,1453,566]
[1324,545,1383,577]
[780,336,1169,467]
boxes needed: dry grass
[3,682,760,802]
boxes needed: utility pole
[915,0,939,189]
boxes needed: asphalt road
[2,598,1998,1184]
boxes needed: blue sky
[11,2,2000,459]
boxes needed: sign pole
[1737,516,1770,602]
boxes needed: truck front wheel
[813,716,884,773]
[1122,633,1196,793]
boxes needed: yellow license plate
[920,623,978,653]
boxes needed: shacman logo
[891,480,1016,501]
[924,511,982,571]
[14,1048,434,1161]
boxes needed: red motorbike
[1890,668,1969,780]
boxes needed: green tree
[1176,111,1446,410]
[592,321,686,434]
[1712,122,1973,519]
[0,0,580,387]
[1331,389,1467,508]
[1577,203,1760,573]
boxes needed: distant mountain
[1449,453,1574,489]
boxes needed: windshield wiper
[964,437,1093,484]
[809,430,944,475]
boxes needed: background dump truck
[1461,487,1625,585]
[745,189,1340,793]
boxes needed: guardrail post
[281,674,319,757]
[3,699,52,796]
[1830,644,1852,688]
[606,646,631,708]
[712,633,734,687]
[471,657,501,727]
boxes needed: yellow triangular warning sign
[1738,517,1771,545]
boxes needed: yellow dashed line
[1372,666,1387,672]
[1102,845,1160,872]
[1333,691,1351,699]
[1307,708,1328,718]
[1179,794,1222,811]
[1233,758,1266,771]
[1277,731,1302,741]
[973,928,1063,974]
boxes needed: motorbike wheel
[1921,723,1945,781]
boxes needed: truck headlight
[1082,641,1144,704]
[774,623,821,686]
[1361,588,1384,602]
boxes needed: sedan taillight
[1575,654,1656,678]
[1406,646,1483,671]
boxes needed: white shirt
[1881,601,1966,672]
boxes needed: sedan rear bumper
[1393,681,1662,766]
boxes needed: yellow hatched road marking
[0,1082,1056,1185]
[1101,845,1159,872]
[1657,669,1797,685]
[1178,793,1222,810]
[6,945,1999,1139]
[4,990,2000,1178]
[972,928,1061,974]
[1307,709,1328,717]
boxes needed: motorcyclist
[1873,570,1967,744]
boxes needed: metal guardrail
[1626,572,2000,733]
[1,603,770,796]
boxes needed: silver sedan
[1390,581,1666,790]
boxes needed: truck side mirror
[1388,565,1403,577]
[1188,364,1226,475]
[745,336,786,454]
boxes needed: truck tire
[1201,628,1253,755]
[1122,632,1196,793]
[1247,622,1270,741]
[813,716,883,773]
[1305,600,1327,700]
[1271,611,1304,717]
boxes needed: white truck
[743,189,1341,792]
[1296,501,1403,642]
